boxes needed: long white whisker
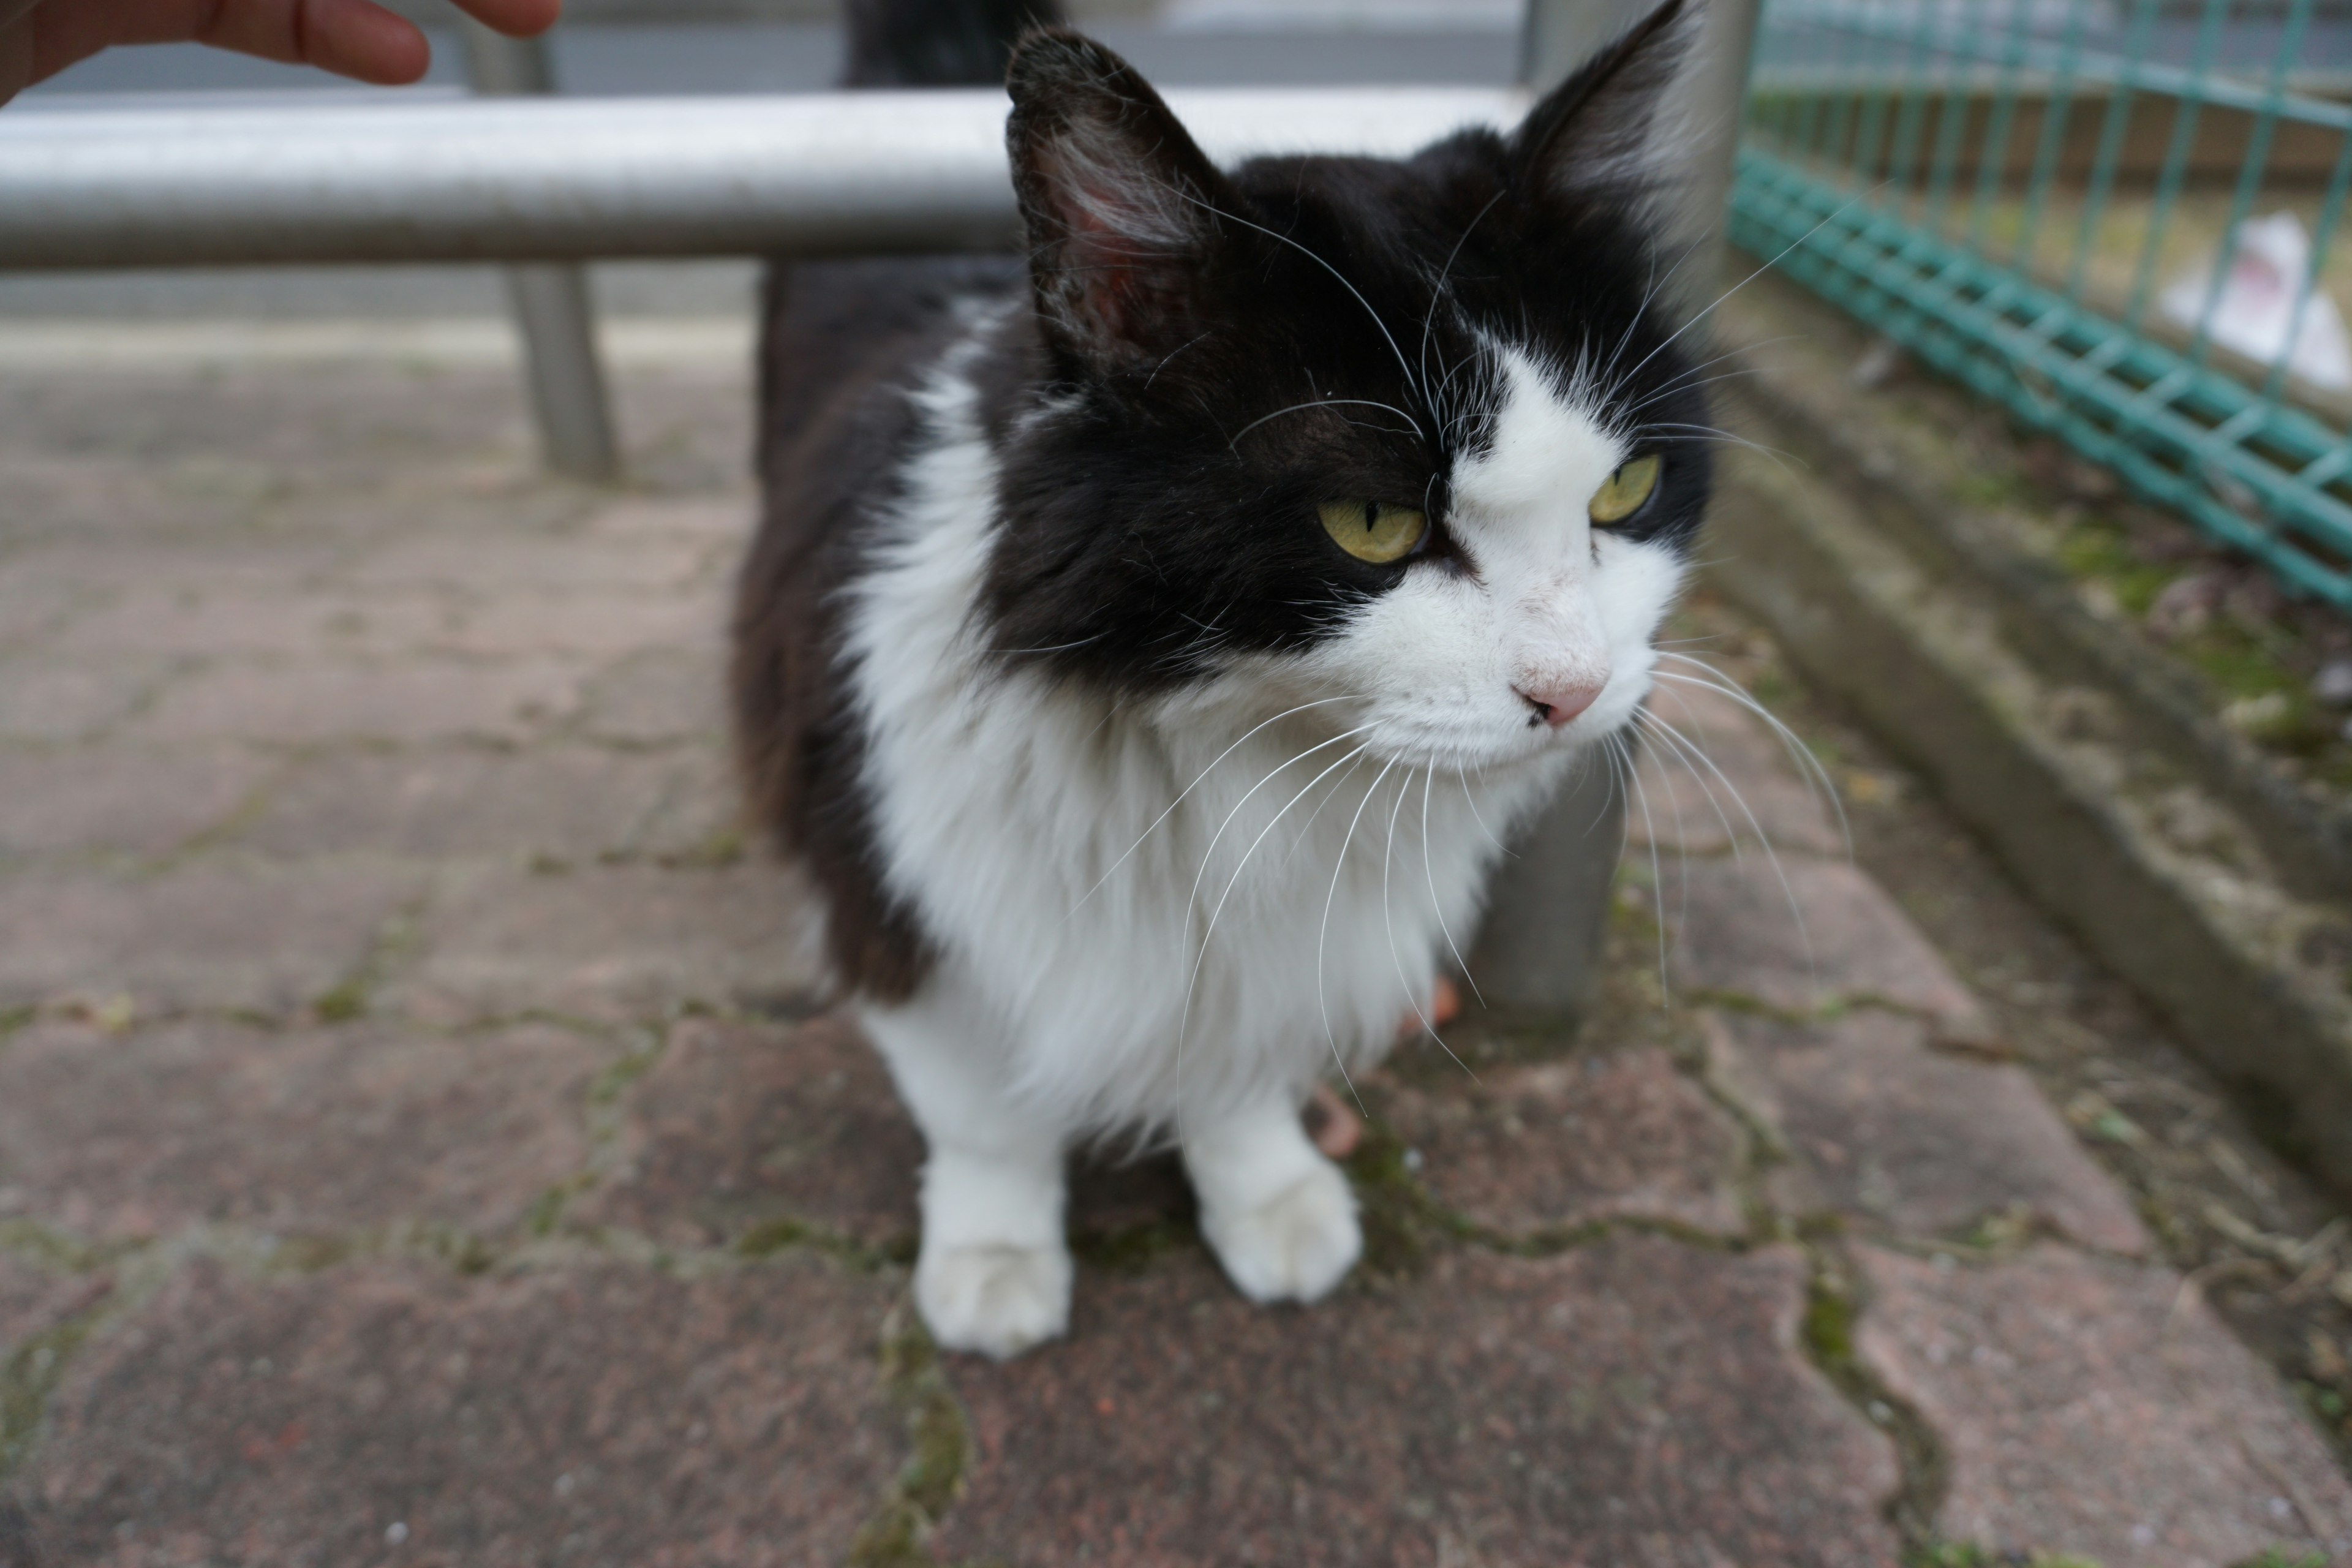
[1652,662,1851,850]
[1172,188,1430,425]
[1420,765,1485,1009]
[1614,189,1880,396]
[1319,755,1399,1103]
[1183,723,1378,936]
[1229,397,1423,451]
[1457,766,1507,854]
[1177,741,1370,1058]
[1066,694,1360,918]
[1381,767,1475,1080]
[1635,706,1817,986]
[1630,704,1743,863]
[1613,731,1673,1002]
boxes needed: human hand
[2,0,563,107]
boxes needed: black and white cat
[733,0,1713,1357]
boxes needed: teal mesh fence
[1728,0,2352,609]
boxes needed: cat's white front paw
[1199,1161,1362,1305]
[916,1240,1073,1359]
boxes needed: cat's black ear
[1006,30,1238,369]
[1509,0,1695,201]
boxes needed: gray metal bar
[0,88,1526,271]
[462,21,620,483]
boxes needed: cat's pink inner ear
[1031,129,1210,353]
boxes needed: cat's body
[734,0,1711,1355]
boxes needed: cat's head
[983,1,1711,773]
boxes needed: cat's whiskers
[1651,660,1850,848]
[1182,722,1378,945]
[1632,704,1818,984]
[1415,187,1509,429]
[1175,738,1371,1068]
[1612,188,1880,398]
[1317,755,1400,1085]
[1064,693,1360,919]
[1380,765,1476,1080]
[1456,764,1509,855]
[1607,728,1674,1001]
[1170,186,1433,434]
[1228,397,1424,453]
[1420,766,1485,1009]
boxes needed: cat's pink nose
[1515,678,1602,728]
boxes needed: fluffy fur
[733,0,1713,1356]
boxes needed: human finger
[449,0,561,39]
[195,0,432,85]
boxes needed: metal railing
[1731,0,2352,612]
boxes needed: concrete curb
[1709,280,2352,1200]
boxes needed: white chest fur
[840,350,1567,1134]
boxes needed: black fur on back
[734,0,1713,1000]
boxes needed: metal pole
[0,89,1528,269]
[1466,0,1762,1030]
[461,20,621,484]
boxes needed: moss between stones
[0,1311,97,1485]
[1800,1253,1950,1548]
[848,1306,974,1568]
[1909,1547,2106,1568]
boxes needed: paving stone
[578,1012,921,1250]
[345,533,712,593]
[0,748,273,859]
[52,586,458,660]
[0,1255,111,1358]
[1666,855,1994,1038]
[1627,681,1844,856]
[0,1018,602,1241]
[0,862,421,1016]
[21,1254,903,1566]
[1376,1048,1747,1237]
[236,746,676,862]
[387,862,824,1023]
[131,658,582,745]
[935,1238,1901,1567]
[1858,1244,2352,1567]
[1706,1011,2150,1253]
[420,590,718,661]
[579,496,752,546]
[0,659,172,743]
[577,648,728,746]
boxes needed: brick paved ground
[2,347,2349,1567]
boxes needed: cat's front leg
[1184,1092,1362,1305]
[863,999,1072,1360]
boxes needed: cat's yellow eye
[1588,454,1662,526]
[1319,500,1428,564]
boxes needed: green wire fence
[1728,0,2352,609]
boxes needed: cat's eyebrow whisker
[1417,187,1509,407]
[1420,766,1485,1010]
[1319,755,1400,1101]
[984,632,1110,658]
[1144,330,1213,391]
[1169,186,1431,432]
[1614,187,1882,397]
[1065,693,1361,919]
[1227,398,1423,453]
